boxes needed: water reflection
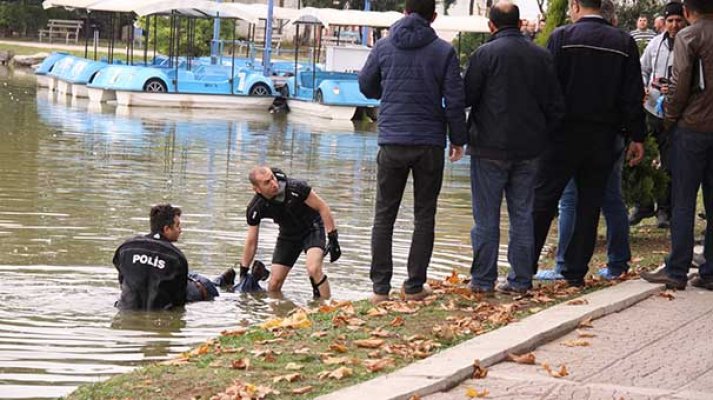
[0,67,475,399]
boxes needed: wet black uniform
[113,233,188,310]
[246,169,326,267]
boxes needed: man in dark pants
[359,0,466,303]
[630,1,687,228]
[113,204,234,310]
[464,1,564,295]
[531,0,646,288]
[238,166,340,299]
[642,0,713,290]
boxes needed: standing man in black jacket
[464,1,564,294]
[531,0,646,288]
[358,0,467,303]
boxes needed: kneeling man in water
[113,204,234,310]
[237,166,341,299]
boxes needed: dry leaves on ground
[390,316,405,327]
[363,357,395,372]
[285,362,304,370]
[231,358,250,370]
[366,307,388,317]
[260,310,312,330]
[472,360,488,379]
[317,366,353,380]
[561,339,590,347]
[272,373,301,384]
[576,329,596,338]
[210,381,279,400]
[567,298,589,306]
[329,342,348,353]
[578,317,594,328]
[505,352,536,365]
[542,362,569,378]
[658,291,676,301]
[354,339,385,349]
[220,327,248,337]
[291,386,313,395]
[465,387,489,398]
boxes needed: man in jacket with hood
[358,0,467,303]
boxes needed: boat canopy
[431,15,489,33]
[290,7,401,28]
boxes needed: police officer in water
[238,166,341,299]
[113,204,235,310]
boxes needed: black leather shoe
[640,269,687,290]
[629,205,655,226]
[690,275,713,290]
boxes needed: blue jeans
[665,127,713,281]
[556,147,631,274]
[470,157,537,290]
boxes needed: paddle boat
[34,52,71,89]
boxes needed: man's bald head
[249,166,272,187]
[489,1,521,30]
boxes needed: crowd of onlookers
[359,0,713,303]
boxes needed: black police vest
[113,235,188,310]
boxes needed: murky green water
[0,66,477,399]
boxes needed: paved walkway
[425,287,713,400]
[0,39,111,53]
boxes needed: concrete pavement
[425,285,713,400]
[317,280,670,400]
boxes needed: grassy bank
[66,215,674,400]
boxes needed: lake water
[0,67,477,399]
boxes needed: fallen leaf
[260,310,312,330]
[220,347,244,354]
[311,331,329,338]
[354,339,384,349]
[578,317,594,328]
[368,350,381,358]
[465,387,489,398]
[567,298,589,306]
[445,269,461,284]
[408,395,421,400]
[257,338,285,345]
[322,356,351,365]
[293,347,311,354]
[542,362,569,378]
[363,358,394,372]
[329,343,348,353]
[231,358,250,370]
[658,291,676,301]
[472,360,488,379]
[159,357,189,366]
[370,327,395,338]
[561,339,590,347]
[319,304,338,313]
[506,352,536,365]
[318,366,353,380]
[273,373,301,383]
[390,316,405,327]
[220,327,248,336]
[285,362,304,370]
[576,329,596,338]
[366,307,388,317]
[292,386,313,395]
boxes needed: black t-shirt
[246,170,321,237]
[112,233,188,310]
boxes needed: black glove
[324,230,341,263]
